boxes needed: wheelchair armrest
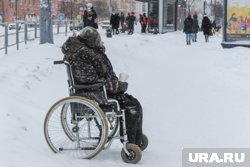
[72,83,104,90]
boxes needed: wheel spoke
[44,96,108,159]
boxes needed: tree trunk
[40,0,54,44]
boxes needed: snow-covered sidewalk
[1,28,250,167]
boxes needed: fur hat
[78,26,101,48]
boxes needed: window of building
[163,0,176,32]
[148,0,159,32]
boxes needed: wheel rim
[126,150,136,160]
[44,96,108,159]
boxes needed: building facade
[0,0,138,23]
[136,0,178,33]
[0,0,63,23]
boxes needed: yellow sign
[227,0,250,35]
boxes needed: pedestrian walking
[201,15,212,42]
[110,12,120,35]
[183,14,193,45]
[192,13,199,42]
[128,12,136,35]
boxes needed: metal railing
[0,20,78,54]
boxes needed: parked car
[70,22,84,31]
[100,20,111,29]
[8,23,21,30]
[27,22,39,28]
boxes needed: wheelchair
[44,60,148,164]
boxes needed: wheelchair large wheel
[44,96,108,159]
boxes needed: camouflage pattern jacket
[61,36,119,94]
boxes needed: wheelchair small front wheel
[121,143,142,164]
[139,134,148,151]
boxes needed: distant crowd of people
[110,12,137,35]
[183,12,220,45]
[109,12,152,35]
[79,3,160,36]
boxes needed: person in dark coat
[83,3,97,29]
[192,13,199,42]
[110,13,116,35]
[61,26,144,147]
[128,12,136,35]
[114,13,120,34]
[201,15,212,42]
[110,12,120,35]
[183,14,194,45]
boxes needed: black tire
[121,143,142,164]
[139,134,148,151]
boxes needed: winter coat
[201,16,212,35]
[128,15,136,29]
[114,14,120,29]
[183,17,194,34]
[110,14,120,29]
[110,14,116,29]
[192,14,199,33]
[61,36,122,95]
[83,8,97,28]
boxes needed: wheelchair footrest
[59,147,97,151]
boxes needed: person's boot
[189,40,191,45]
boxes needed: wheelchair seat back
[64,61,108,104]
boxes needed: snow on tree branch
[40,0,48,8]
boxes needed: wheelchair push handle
[53,60,64,65]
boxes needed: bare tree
[40,0,54,44]
[212,0,223,23]
[92,0,110,19]
[58,0,83,21]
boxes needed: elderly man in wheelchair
[44,27,148,164]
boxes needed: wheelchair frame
[44,60,142,164]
